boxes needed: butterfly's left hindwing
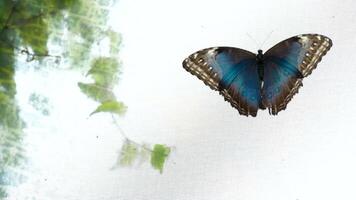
[183,47,261,116]
[262,34,332,115]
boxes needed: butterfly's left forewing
[183,47,262,116]
[262,34,332,115]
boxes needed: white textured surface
[9,0,356,199]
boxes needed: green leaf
[90,100,126,116]
[78,82,115,102]
[118,140,138,166]
[150,144,170,173]
[87,57,120,87]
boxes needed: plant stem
[111,114,152,152]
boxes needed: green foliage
[90,100,126,116]
[0,0,117,198]
[151,144,171,174]
[79,56,124,116]
[71,1,172,174]
[1,0,172,197]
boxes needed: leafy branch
[111,115,171,173]
[78,55,171,173]
[0,1,173,198]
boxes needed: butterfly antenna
[259,30,274,50]
[246,33,260,50]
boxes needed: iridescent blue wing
[183,47,261,116]
[262,34,332,115]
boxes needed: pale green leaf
[90,100,126,116]
[118,140,138,166]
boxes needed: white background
[9,0,356,199]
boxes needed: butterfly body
[183,34,332,117]
[256,50,264,81]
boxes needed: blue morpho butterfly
[183,34,332,117]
